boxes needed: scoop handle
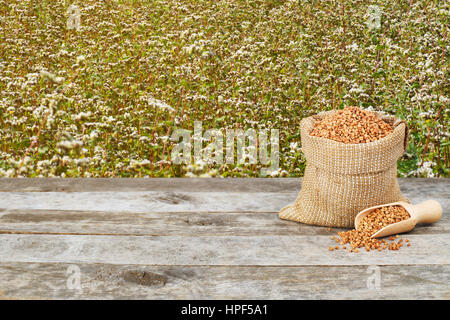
[413,200,442,224]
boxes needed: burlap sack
[279,110,409,228]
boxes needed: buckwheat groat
[310,107,393,143]
[330,205,411,252]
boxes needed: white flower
[75,158,90,166]
[37,160,51,170]
[139,136,151,142]
[57,140,83,151]
[346,43,359,52]
[40,70,64,84]
[73,111,92,121]
[89,130,99,139]
[145,96,175,112]
[76,55,86,63]
[130,159,151,168]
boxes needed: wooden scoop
[355,200,442,238]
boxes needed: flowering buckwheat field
[0,0,448,178]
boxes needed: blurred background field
[0,0,448,178]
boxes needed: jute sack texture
[279,110,409,228]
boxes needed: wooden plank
[0,209,333,236]
[0,191,297,213]
[0,234,448,266]
[0,179,447,236]
[0,262,449,299]
[0,178,448,194]
[1,208,448,236]
[1,190,447,214]
[0,178,303,193]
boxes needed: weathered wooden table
[0,178,448,299]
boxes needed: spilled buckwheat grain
[329,205,411,253]
[310,107,393,144]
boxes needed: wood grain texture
[0,234,448,266]
[1,262,449,300]
[0,178,448,195]
[0,191,297,213]
[0,189,447,214]
[1,208,448,236]
[0,178,448,300]
[0,178,303,193]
